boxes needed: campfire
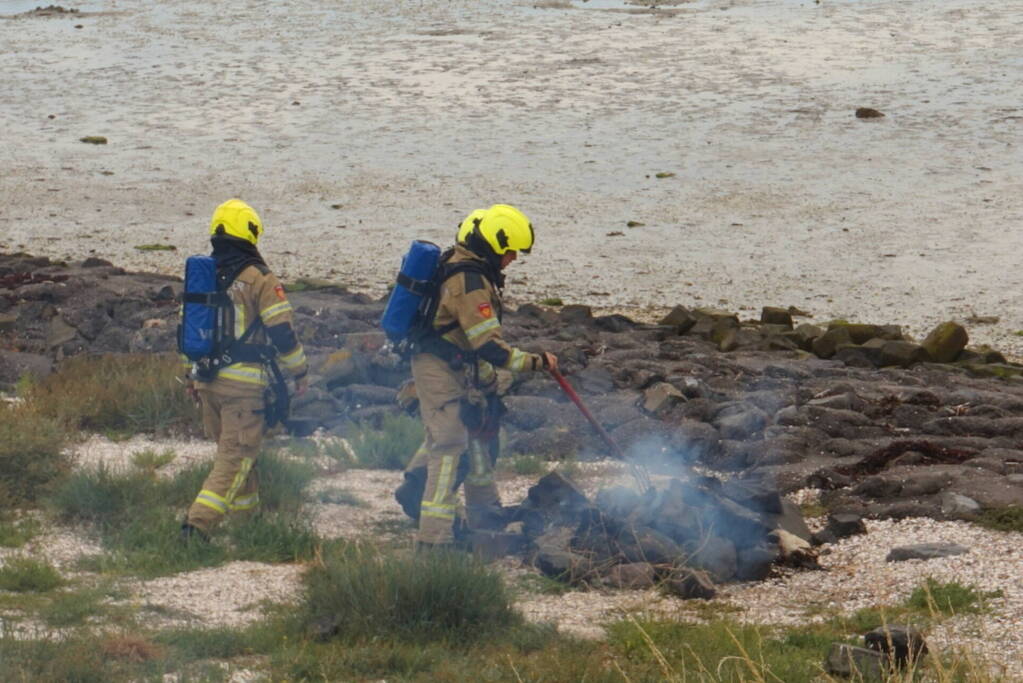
[474,470,820,597]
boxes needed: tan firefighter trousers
[186,391,264,533]
[411,353,499,545]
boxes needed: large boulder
[922,321,968,363]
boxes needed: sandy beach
[2,0,1022,350]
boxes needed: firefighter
[410,204,558,549]
[180,199,309,541]
[394,209,487,521]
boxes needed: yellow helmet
[475,204,533,255]
[209,199,263,245]
[457,209,486,245]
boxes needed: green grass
[300,543,524,645]
[0,517,40,548]
[130,449,176,472]
[39,586,109,627]
[907,578,1003,616]
[975,506,1023,533]
[23,353,200,436]
[0,557,63,593]
[540,297,563,306]
[0,403,69,507]
[50,450,319,578]
[349,413,424,470]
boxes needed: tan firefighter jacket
[184,264,308,397]
[425,245,544,385]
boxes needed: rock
[0,351,53,388]
[792,323,824,350]
[604,562,657,590]
[80,135,108,144]
[760,306,793,328]
[824,643,885,680]
[469,530,527,562]
[319,349,357,387]
[47,315,78,348]
[595,314,636,333]
[922,321,968,363]
[735,544,779,581]
[879,340,927,367]
[855,107,885,119]
[533,528,594,584]
[812,326,852,358]
[939,492,981,517]
[686,535,737,581]
[558,304,593,325]
[864,624,928,667]
[662,567,716,599]
[886,542,969,562]
[818,513,866,545]
[714,405,768,440]
[641,381,685,416]
[573,365,616,395]
[659,305,696,334]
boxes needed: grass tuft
[0,516,40,548]
[349,413,423,470]
[23,353,200,435]
[907,577,1003,616]
[301,543,522,645]
[975,505,1023,533]
[0,403,69,507]
[51,450,319,577]
[0,556,63,592]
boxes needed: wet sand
[2,0,1022,351]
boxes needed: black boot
[394,466,427,520]
[180,522,210,544]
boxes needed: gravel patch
[71,434,216,477]
[133,562,305,629]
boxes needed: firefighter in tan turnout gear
[411,204,558,548]
[180,199,309,541]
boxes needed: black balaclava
[210,235,266,287]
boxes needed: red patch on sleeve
[274,285,287,301]
[477,302,493,319]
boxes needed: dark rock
[594,314,636,333]
[343,384,397,406]
[658,305,696,334]
[864,624,928,667]
[812,326,853,358]
[824,643,885,680]
[662,567,716,599]
[603,562,657,590]
[922,321,968,363]
[735,544,779,581]
[572,365,616,395]
[559,304,593,325]
[760,306,793,328]
[885,542,969,562]
[685,535,737,581]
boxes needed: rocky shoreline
[3,251,1022,676]
[2,252,1021,526]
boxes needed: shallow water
[1,0,1022,352]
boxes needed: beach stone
[864,624,928,667]
[641,381,685,416]
[824,643,885,680]
[662,568,716,600]
[760,306,793,328]
[922,321,968,363]
[886,542,969,562]
[939,492,981,517]
[812,326,852,358]
[658,305,696,334]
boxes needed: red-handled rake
[548,368,652,493]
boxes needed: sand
[2,0,1022,352]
